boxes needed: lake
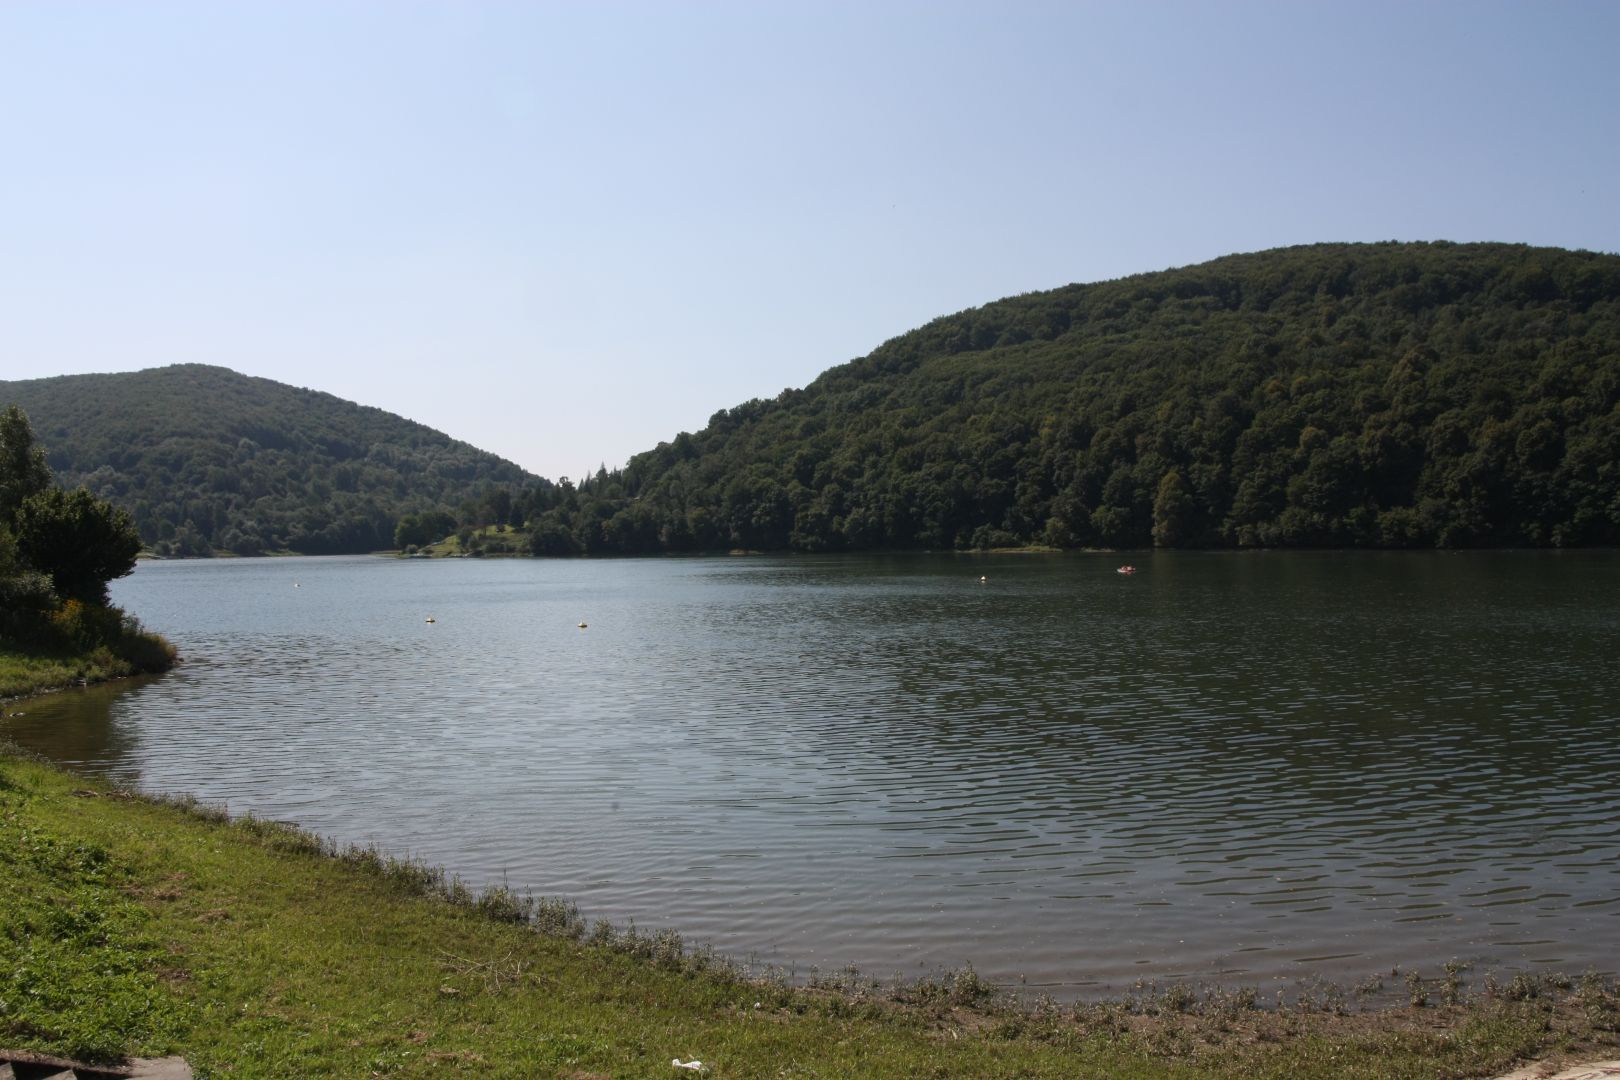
[5,551,1618,997]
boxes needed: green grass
[0,788,190,1060]
[0,629,176,701]
[1,750,1615,1078]
[403,523,532,558]
[0,645,140,700]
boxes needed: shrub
[48,598,123,651]
[111,612,178,672]
[0,568,57,644]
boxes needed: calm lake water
[5,551,1618,996]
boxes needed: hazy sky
[3,2,1616,481]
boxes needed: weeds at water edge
[127,781,1620,1052]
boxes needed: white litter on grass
[672,1059,704,1071]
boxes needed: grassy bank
[411,523,528,557]
[1,589,178,701]
[0,628,176,701]
[1,753,1615,1079]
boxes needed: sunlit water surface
[6,551,1617,996]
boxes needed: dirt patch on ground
[1491,1062,1620,1080]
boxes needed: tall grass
[0,605,175,700]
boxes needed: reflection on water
[5,551,1617,995]
[1,677,157,765]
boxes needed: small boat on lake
[1117,565,1138,574]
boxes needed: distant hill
[0,365,543,556]
[522,241,1620,552]
[11,243,1619,559]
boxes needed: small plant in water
[1158,981,1198,1015]
[1294,975,1348,1015]
[1441,960,1467,1006]
[1405,969,1428,1008]
[1506,973,1541,1001]
[1502,971,1572,1002]
[1204,985,1258,1018]
[1353,974,1384,1001]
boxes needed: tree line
[510,242,1619,554]
[8,242,1618,559]
[0,364,541,557]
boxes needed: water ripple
[4,550,1617,995]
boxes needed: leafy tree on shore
[14,487,141,604]
[0,406,149,652]
[394,510,458,550]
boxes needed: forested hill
[8,243,1618,559]
[0,365,544,556]
[530,241,1620,553]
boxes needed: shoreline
[2,749,1615,1077]
[8,681,1614,1009]
[0,638,175,705]
[138,543,1620,561]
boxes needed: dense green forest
[0,365,544,556]
[7,242,1618,556]
[520,241,1620,553]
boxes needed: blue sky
[2,1,1616,481]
